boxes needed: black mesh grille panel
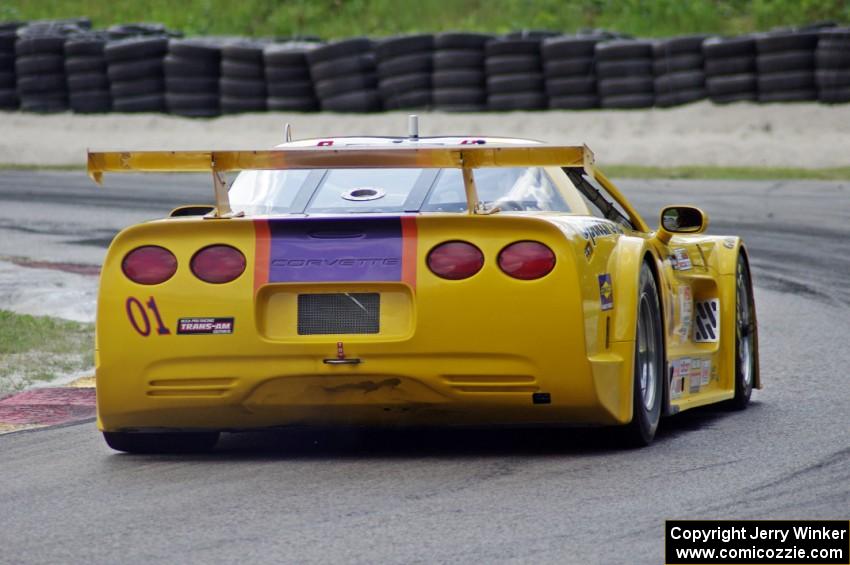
[297,293,380,335]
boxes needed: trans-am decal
[177,317,235,335]
[253,217,417,290]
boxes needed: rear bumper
[96,342,634,431]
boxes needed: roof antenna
[408,115,419,140]
[284,122,293,143]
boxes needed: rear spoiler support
[87,145,597,218]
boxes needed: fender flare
[608,237,671,416]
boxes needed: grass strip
[2,0,848,39]
[0,310,94,394]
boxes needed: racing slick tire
[728,253,756,410]
[621,261,664,447]
[103,431,220,454]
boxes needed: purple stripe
[267,218,403,283]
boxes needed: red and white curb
[0,379,95,434]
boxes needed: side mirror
[656,205,708,244]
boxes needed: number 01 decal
[126,297,171,336]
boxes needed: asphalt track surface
[1,172,848,564]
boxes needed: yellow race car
[88,125,759,453]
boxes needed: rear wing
[86,145,648,230]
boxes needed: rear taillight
[122,246,178,285]
[498,241,556,280]
[190,245,246,284]
[427,241,484,280]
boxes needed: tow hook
[323,341,362,365]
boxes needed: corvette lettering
[272,257,400,267]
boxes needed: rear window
[229,167,570,215]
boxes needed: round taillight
[191,245,246,284]
[122,246,177,285]
[498,241,556,280]
[427,241,484,280]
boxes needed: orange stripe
[253,220,271,294]
[401,216,417,289]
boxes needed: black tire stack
[0,22,22,110]
[165,38,221,117]
[485,37,546,111]
[595,40,655,108]
[542,36,601,110]
[105,36,169,112]
[755,31,819,103]
[703,36,758,104]
[815,27,850,104]
[219,40,267,114]
[15,27,76,112]
[653,35,708,107]
[64,33,111,113]
[307,38,381,112]
[264,42,318,112]
[106,23,174,40]
[375,34,434,110]
[431,32,491,112]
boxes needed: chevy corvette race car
[88,123,759,453]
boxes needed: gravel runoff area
[2,101,850,168]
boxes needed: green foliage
[0,310,94,393]
[0,310,92,355]
[1,0,847,39]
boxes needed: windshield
[229,167,571,215]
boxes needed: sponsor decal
[579,220,624,245]
[677,285,693,343]
[598,273,614,311]
[584,241,593,261]
[671,248,692,271]
[694,299,720,342]
[723,237,736,249]
[177,317,234,335]
[701,359,711,387]
[689,360,703,393]
[670,360,688,399]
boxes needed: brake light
[190,245,246,284]
[122,246,178,285]
[498,241,556,280]
[427,241,484,280]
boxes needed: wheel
[103,431,219,454]
[621,261,664,446]
[729,253,756,409]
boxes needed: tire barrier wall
[2,20,849,115]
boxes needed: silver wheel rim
[637,293,658,411]
[737,265,754,387]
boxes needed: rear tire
[729,253,756,410]
[621,261,664,447]
[103,431,219,454]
